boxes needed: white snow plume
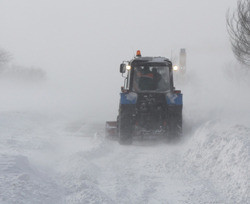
[180,57,250,132]
[178,53,250,203]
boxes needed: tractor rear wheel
[118,106,133,145]
[167,107,182,140]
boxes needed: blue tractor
[106,50,183,145]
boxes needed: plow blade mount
[105,121,117,138]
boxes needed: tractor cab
[120,52,174,94]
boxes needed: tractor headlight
[173,65,179,71]
[126,65,131,70]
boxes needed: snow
[182,121,250,203]
[0,109,249,203]
[0,60,249,203]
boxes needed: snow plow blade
[105,121,117,139]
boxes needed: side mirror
[120,63,126,73]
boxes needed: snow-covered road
[87,140,224,203]
[0,111,248,203]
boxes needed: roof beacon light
[136,50,141,57]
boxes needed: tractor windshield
[132,64,170,92]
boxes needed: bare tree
[0,49,11,65]
[227,0,250,67]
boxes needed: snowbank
[182,121,250,203]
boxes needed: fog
[1,1,250,203]
[0,0,243,121]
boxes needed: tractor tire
[169,113,182,138]
[118,106,133,145]
[167,106,182,140]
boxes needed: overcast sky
[0,0,238,119]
